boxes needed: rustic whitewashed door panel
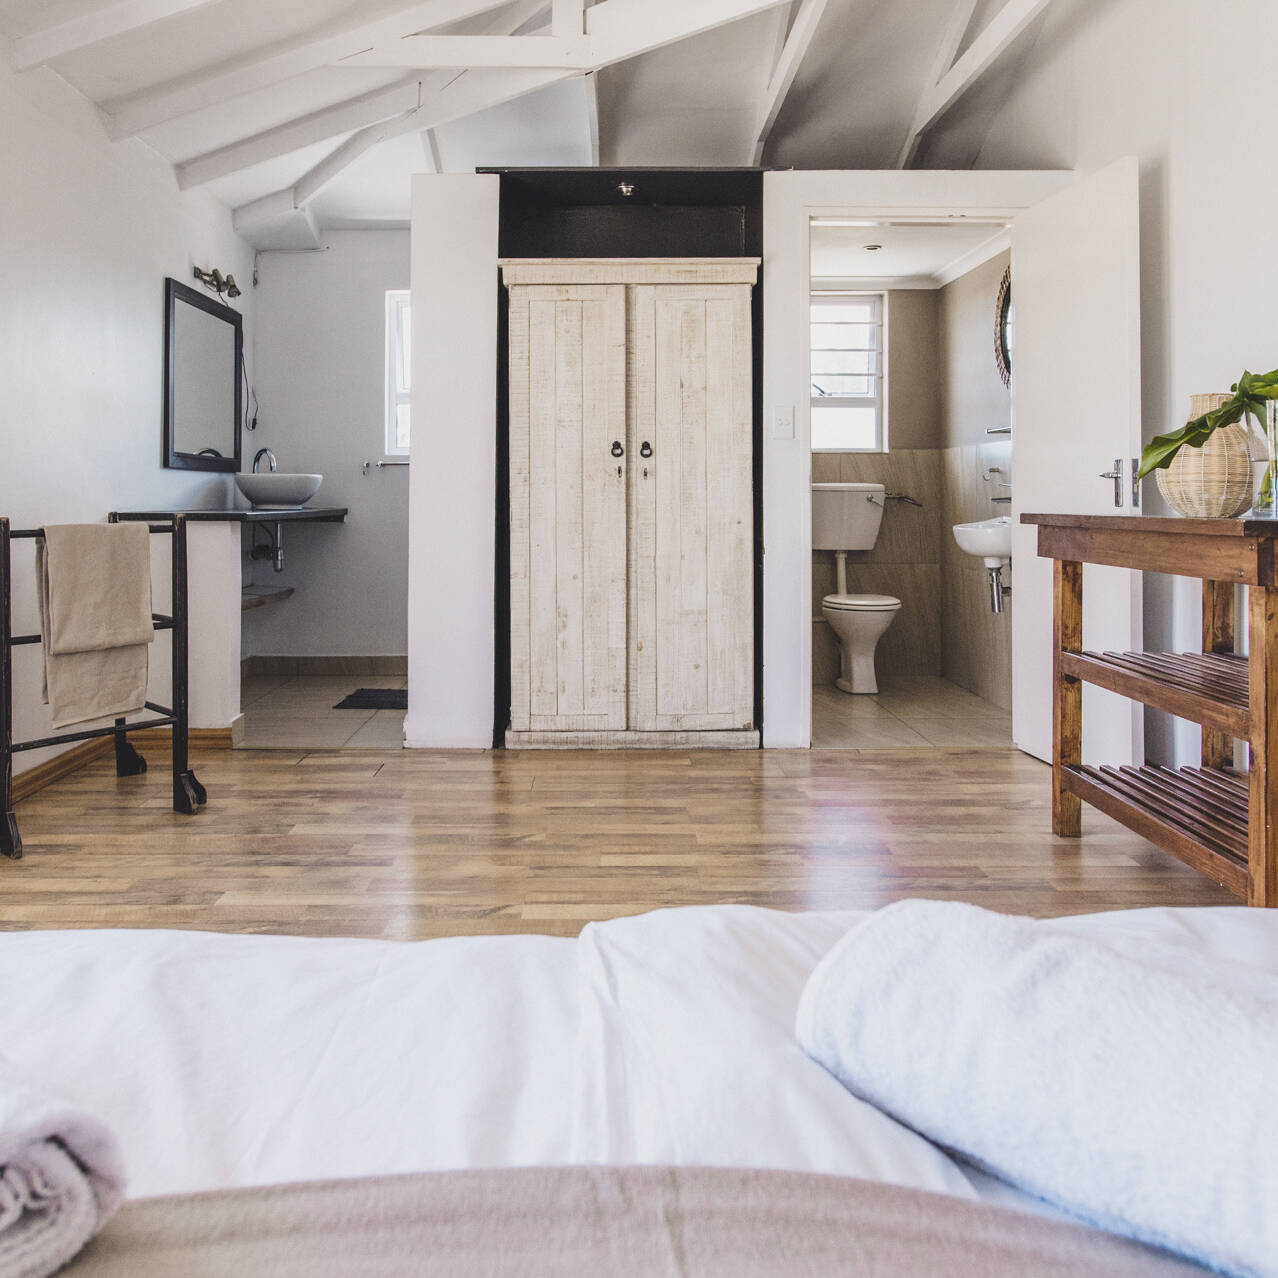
[508,284,627,732]
[629,284,755,731]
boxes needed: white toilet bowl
[822,593,901,694]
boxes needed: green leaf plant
[1137,370,1278,507]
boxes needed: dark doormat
[333,688,408,710]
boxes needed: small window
[385,290,411,456]
[810,292,885,452]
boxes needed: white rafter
[336,33,593,70]
[551,0,585,38]
[418,127,444,172]
[750,0,828,166]
[176,78,426,190]
[101,0,514,138]
[583,70,599,166]
[176,0,550,190]
[342,0,789,70]
[9,0,218,71]
[896,0,979,168]
[896,0,1054,166]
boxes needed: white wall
[930,0,1278,765]
[406,175,499,748]
[246,231,410,658]
[0,54,254,773]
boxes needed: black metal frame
[163,276,242,474]
[0,514,206,861]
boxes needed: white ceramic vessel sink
[235,473,323,510]
[952,515,1012,567]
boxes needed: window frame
[384,289,411,457]
[809,290,887,454]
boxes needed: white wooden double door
[505,259,758,741]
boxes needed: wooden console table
[1023,513,1278,907]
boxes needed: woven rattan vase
[1156,394,1257,518]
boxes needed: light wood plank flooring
[1,745,1233,939]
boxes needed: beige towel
[37,524,154,729]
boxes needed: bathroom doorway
[807,217,1014,749]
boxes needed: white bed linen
[0,902,1271,1215]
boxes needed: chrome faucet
[252,448,277,473]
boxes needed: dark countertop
[112,508,348,524]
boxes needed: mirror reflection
[164,277,241,472]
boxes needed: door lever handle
[1098,458,1125,508]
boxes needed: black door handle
[611,441,624,457]
[639,441,652,458]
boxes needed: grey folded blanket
[65,1165,1204,1277]
[37,524,153,729]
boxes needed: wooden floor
[1,745,1234,939]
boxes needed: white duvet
[0,902,1270,1217]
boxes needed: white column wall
[405,175,501,748]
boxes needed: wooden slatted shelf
[1062,650,1249,738]
[1063,765,1249,897]
[1023,512,1278,907]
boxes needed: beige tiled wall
[939,442,1013,709]
[812,449,943,679]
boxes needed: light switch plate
[772,405,795,439]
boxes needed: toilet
[812,482,902,695]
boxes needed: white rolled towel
[796,900,1278,1278]
[0,1055,125,1278]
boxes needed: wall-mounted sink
[235,473,323,510]
[953,515,1012,567]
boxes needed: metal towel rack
[0,514,205,861]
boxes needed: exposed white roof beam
[750,0,828,166]
[232,189,322,250]
[9,0,218,71]
[896,0,980,168]
[337,33,593,70]
[177,0,551,190]
[102,0,512,138]
[583,70,599,165]
[232,0,789,245]
[551,0,585,38]
[346,0,790,71]
[418,127,443,172]
[900,0,1055,164]
[293,112,417,206]
[176,78,424,189]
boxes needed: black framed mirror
[995,265,1013,389]
[163,277,242,472]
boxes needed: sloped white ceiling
[0,0,1064,246]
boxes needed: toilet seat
[822,593,901,612]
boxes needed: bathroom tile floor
[812,676,1013,749]
[237,675,406,750]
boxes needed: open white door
[1011,156,1143,764]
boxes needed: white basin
[235,473,323,510]
[953,515,1012,567]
